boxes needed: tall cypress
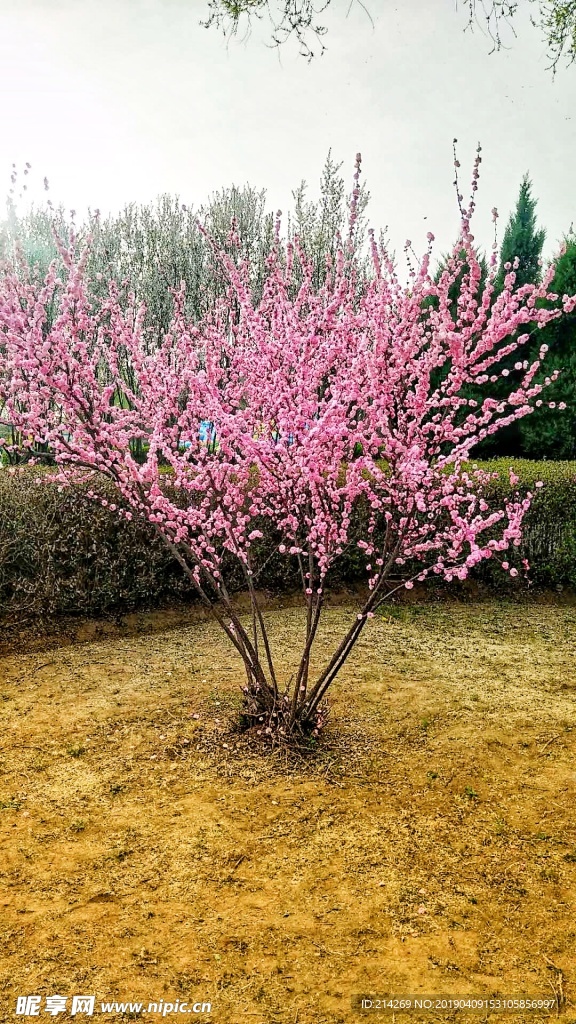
[476,174,547,457]
[494,174,546,295]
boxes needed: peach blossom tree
[1,149,574,746]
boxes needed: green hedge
[0,460,575,625]
[469,459,576,589]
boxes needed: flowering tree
[1,149,574,746]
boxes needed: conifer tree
[494,174,546,295]
[477,174,546,456]
[520,232,576,459]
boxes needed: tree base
[235,688,329,750]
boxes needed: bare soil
[1,598,575,1023]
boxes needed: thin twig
[538,734,561,756]
[223,854,246,882]
[30,660,57,674]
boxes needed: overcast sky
[1,0,575,276]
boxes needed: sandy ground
[0,598,575,1023]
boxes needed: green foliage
[467,458,576,587]
[200,0,332,60]
[0,470,196,622]
[538,0,576,72]
[201,0,576,73]
[468,175,546,460]
[494,174,545,295]
[520,233,576,460]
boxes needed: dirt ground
[0,597,575,1024]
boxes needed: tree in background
[0,154,372,465]
[476,173,547,457]
[286,148,376,296]
[494,174,546,296]
[201,0,346,60]
[202,0,576,72]
[0,152,371,334]
[520,231,576,458]
[0,185,273,344]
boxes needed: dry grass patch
[0,599,575,1023]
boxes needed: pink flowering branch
[1,149,574,745]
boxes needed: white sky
[0,0,575,275]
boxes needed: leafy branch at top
[201,0,576,73]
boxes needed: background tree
[0,152,372,329]
[476,173,547,457]
[494,174,546,296]
[0,154,373,465]
[0,186,273,344]
[538,0,576,71]
[201,0,346,60]
[286,148,377,298]
[520,230,576,458]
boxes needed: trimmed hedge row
[0,460,575,625]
